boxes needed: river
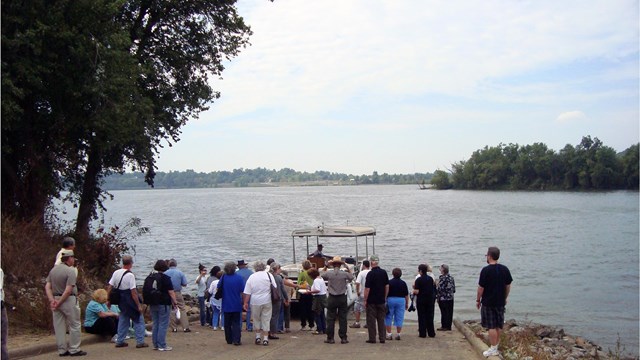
[58,185,639,354]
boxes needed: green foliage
[102,168,434,189]
[450,136,638,191]
[2,0,253,239]
[430,170,452,189]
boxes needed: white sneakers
[483,347,500,357]
[158,346,173,351]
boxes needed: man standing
[165,259,190,332]
[107,255,148,348]
[350,260,370,328]
[321,256,353,344]
[45,250,87,356]
[54,236,76,265]
[364,255,389,344]
[477,246,513,358]
[235,259,253,331]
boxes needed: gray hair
[223,261,236,275]
[270,262,281,272]
[168,258,177,267]
[253,260,267,272]
[62,236,75,248]
[440,264,449,274]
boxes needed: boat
[281,225,377,315]
[418,179,429,190]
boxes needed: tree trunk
[75,145,103,242]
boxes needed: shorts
[480,305,505,329]
[354,296,365,313]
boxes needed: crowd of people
[43,237,513,358]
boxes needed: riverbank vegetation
[448,136,638,191]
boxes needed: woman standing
[84,289,119,341]
[437,264,455,331]
[307,268,327,335]
[195,264,207,327]
[243,261,277,346]
[413,264,436,338]
[149,260,177,351]
[208,270,224,330]
[296,260,315,331]
[205,266,221,326]
[268,263,288,339]
[385,268,409,340]
[220,261,245,345]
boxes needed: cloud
[556,111,587,123]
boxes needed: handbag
[108,270,130,305]
[213,276,224,300]
[268,273,281,302]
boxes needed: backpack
[142,272,164,305]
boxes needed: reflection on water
[58,186,639,354]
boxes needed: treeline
[436,136,638,190]
[103,168,434,189]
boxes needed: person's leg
[283,302,290,331]
[277,302,284,331]
[251,304,263,342]
[325,296,337,340]
[438,300,445,329]
[158,305,171,349]
[232,312,242,344]
[269,300,281,336]
[446,300,454,329]
[393,297,405,336]
[223,312,232,344]
[426,300,435,337]
[116,312,130,344]
[366,303,376,341]
[416,302,426,337]
[246,304,253,331]
[1,304,7,360]
[132,312,146,345]
[151,306,159,348]
[198,296,205,326]
[52,308,69,354]
[376,304,386,342]
[337,296,348,340]
[63,300,82,354]
[175,292,190,330]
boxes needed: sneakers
[395,335,401,340]
[145,330,152,337]
[300,325,308,331]
[255,337,262,345]
[110,335,118,343]
[386,334,392,340]
[183,328,191,333]
[220,327,224,331]
[349,322,361,328]
[483,347,500,357]
[262,339,269,346]
[212,327,219,331]
[115,343,128,348]
[158,346,173,351]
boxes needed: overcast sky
[155,0,639,175]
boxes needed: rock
[575,337,586,347]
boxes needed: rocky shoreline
[464,319,637,360]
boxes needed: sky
[155,0,639,175]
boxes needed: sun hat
[328,256,344,266]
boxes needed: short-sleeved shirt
[196,275,207,297]
[243,270,276,306]
[414,274,436,304]
[84,300,108,327]
[297,270,313,289]
[209,279,222,307]
[365,267,389,304]
[355,269,370,296]
[108,268,136,290]
[164,267,187,292]
[322,268,354,296]
[478,264,513,307]
[46,264,78,296]
[311,277,327,296]
[388,277,409,298]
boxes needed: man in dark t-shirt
[364,255,389,343]
[477,246,513,358]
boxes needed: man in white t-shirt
[350,260,371,329]
[107,255,147,348]
[242,261,277,346]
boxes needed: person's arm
[242,293,250,311]
[195,273,204,285]
[168,290,178,309]
[476,286,484,309]
[55,285,74,310]
[504,284,511,305]
[384,284,389,300]
[405,295,410,310]
[363,287,370,307]
[106,284,113,308]
[45,282,57,309]
[131,288,143,313]
[181,273,188,287]
[355,282,361,296]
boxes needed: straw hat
[328,256,344,266]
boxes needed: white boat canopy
[290,225,376,265]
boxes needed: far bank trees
[449,136,638,190]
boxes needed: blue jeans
[212,306,224,328]
[198,296,206,326]
[223,312,242,344]
[117,311,145,345]
[277,302,284,331]
[315,310,326,333]
[150,305,171,348]
[385,297,406,327]
[245,306,252,331]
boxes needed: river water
[58,185,639,354]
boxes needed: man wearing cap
[477,246,513,358]
[236,260,253,331]
[321,256,353,344]
[45,250,87,356]
[364,254,389,344]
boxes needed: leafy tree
[2,0,253,240]
[430,170,452,189]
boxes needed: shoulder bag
[109,270,131,305]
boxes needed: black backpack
[142,272,164,305]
